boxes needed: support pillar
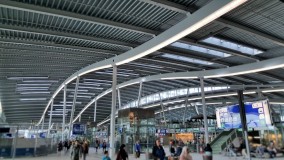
[94,101,97,122]
[47,99,54,137]
[41,117,44,131]
[183,88,190,125]
[110,65,117,159]
[200,77,209,144]
[159,93,167,125]
[238,90,251,160]
[69,76,79,138]
[137,82,143,107]
[62,85,67,142]
[117,88,121,109]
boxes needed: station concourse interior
[0,0,284,159]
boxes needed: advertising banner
[216,100,272,129]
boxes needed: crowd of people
[226,138,284,159]
[57,139,89,160]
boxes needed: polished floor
[2,147,283,160]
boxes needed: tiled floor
[2,147,283,160]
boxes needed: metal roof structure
[1,0,284,127]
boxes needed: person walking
[135,140,141,158]
[116,144,128,160]
[102,150,111,160]
[57,141,63,156]
[82,140,89,160]
[71,140,81,160]
[179,146,192,160]
[95,139,100,153]
[152,139,166,160]
[102,140,107,152]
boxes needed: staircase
[210,129,237,154]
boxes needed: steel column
[94,101,97,122]
[200,77,209,144]
[183,87,190,125]
[110,65,117,159]
[137,82,143,107]
[69,76,80,138]
[47,99,54,137]
[159,93,167,125]
[41,117,44,131]
[62,85,67,142]
[117,88,121,108]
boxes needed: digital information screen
[216,100,272,129]
[72,124,86,135]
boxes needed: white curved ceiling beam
[72,55,284,122]
[36,0,246,125]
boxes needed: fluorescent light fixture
[262,89,284,93]
[78,86,104,90]
[68,95,91,99]
[244,91,256,94]
[55,109,72,111]
[205,64,284,78]
[22,80,58,83]
[60,101,82,104]
[20,91,50,94]
[7,76,48,80]
[17,83,51,86]
[71,92,95,95]
[20,98,47,101]
[116,0,247,65]
[161,77,197,80]
[48,114,67,116]
[78,64,112,76]
[205,93,237,98]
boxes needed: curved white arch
[37,0,244,125]
[72,55,284,122]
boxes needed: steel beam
[137,82,143,107]
[110,65,117,159]
[68,76,80,138]
[200,77,209,144]
[47,99,54,137]
[62,85,66,141]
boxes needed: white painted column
[62,85,67,142]
[110,65,117,159]
[47,99,54,137]
[69,76,79,138]
[137,82,143,107]
[117,88,121,109]
[94,101,97,122]
[200,77,209,144]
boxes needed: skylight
[171,42,231,58]
[161,53,213,65]
[201,37,263,55]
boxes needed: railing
[220,129,238,151]
[210,129,232,146]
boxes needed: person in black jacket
[116,144,128,160]
[152,139,166,160]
